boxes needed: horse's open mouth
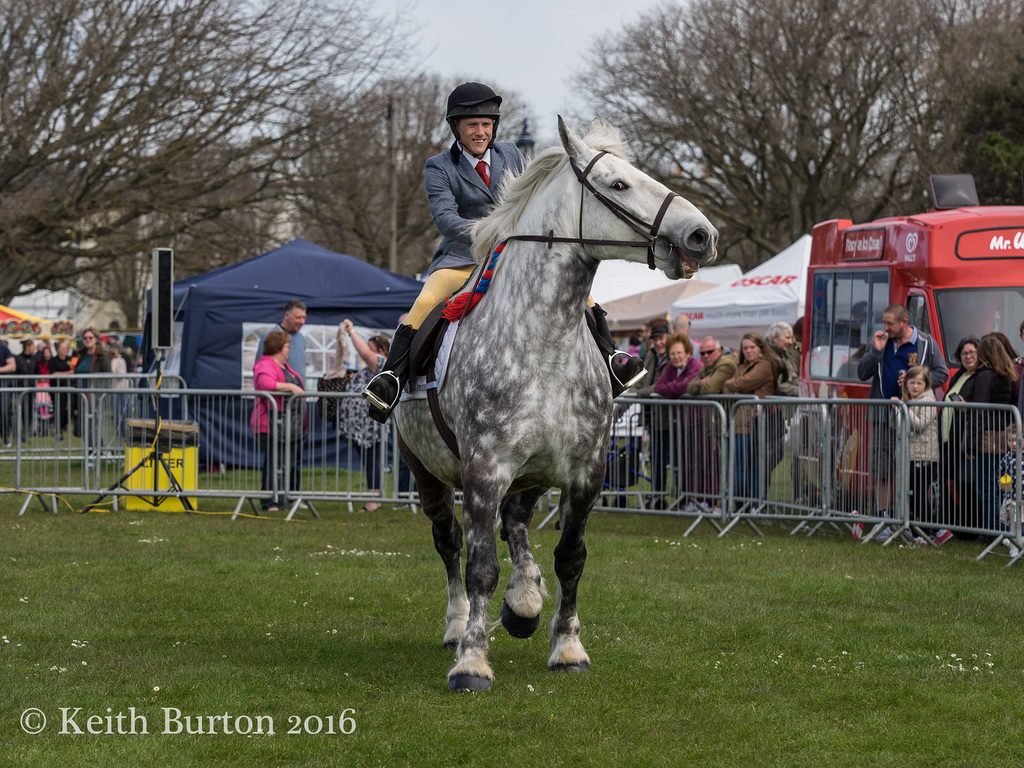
[673,245,701,272]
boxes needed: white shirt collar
[462,146,491,169]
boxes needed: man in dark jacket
[856,303,949,521]
[14,338,38,442]
[50,340,73,441]
[856,304,948,398]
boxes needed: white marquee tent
[591,261,742,305]
[603,279,718,335]
[669,235,812,351]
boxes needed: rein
[506,151,679,270]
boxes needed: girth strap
[426,374,460,459]
[425,330,460,460]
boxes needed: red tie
[475,160,490,187]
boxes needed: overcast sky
[376,0,658,146]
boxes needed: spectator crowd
[0,331,136,447]
[612,307,1023,548]
[7,297,1018,551]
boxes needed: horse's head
[558,117,718,279]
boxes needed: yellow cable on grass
[1,487,306,521]
[0,487,78,513]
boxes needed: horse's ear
[558,116,594,167]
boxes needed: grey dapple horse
[395,118,718,691]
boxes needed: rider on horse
[362,82,646,424]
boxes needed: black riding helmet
[446,82,502,141]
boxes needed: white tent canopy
[670,235,811,352]
[591,261,742,304]
[603,280,717,335]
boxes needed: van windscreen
[935,287,1024,364]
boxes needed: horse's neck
[480,240,597,341]
[505,178,592,308]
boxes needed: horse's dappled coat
[395,118,718,691]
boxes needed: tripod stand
[81,355,195,514]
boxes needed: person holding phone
[857,303,948,520]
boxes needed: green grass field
[3,492,1024,767]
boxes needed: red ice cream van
[801,175,1024,398]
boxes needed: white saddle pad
[399,320,459,402]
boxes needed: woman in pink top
[652,333,703,508]
[251,329,305,512]
[655,333,702,398]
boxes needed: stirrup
[609,351,646,390]
[362,370,401,413]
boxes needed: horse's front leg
[426,483,469,650]
[549,470,603,673]
[399,436,468,649]
[499,489,548,639]
[448,471,507,692]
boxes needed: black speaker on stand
[151,247,174,352]
[82,247,192,514]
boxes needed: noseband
[507,151,679,270]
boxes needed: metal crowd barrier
[572,394,1023,565]
[284,390,417,515]
[720,397,904,539]
[913,400,1021,562]
[710,396,1021,563]
[1,384,415,519]
[3,380,1023,565]
[597,395,730,535]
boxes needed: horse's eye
[611,181,629,191]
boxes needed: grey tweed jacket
[424,140,527,274]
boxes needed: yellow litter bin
[124,419,199,511]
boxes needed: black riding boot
[590,303,646,398]
[363,324,417,424]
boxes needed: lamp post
[387,93,398,273]
[515,119,535,162]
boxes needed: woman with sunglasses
[74,329,111,376]
[337,320,391,512]
[940,336,980,533]
[73,328,111,443]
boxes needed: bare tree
[293,74,450,276]
[573,0,1024,269]
[78,253,150,328]
[0,0,405,303]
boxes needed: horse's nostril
[687,229,708,251]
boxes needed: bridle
[453,150,685,329]
[507,151,679,270]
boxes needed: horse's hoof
[501,600,540,639]
[550,661,590,674]
[448,674,492,692]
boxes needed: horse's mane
[470,120,633,263]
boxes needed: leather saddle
[406,275,479,459]
[409,301,452,385]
